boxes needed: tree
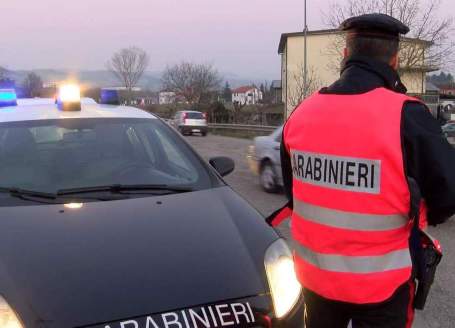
[107,47,150,103]
[22,73,43,98]
[428,71,455,87]
[260,83,265,96]
[324,0,455,71]
[223,81,232,103]
[161,62,222,105]
[288,64,322,109]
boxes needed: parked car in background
[247,126,283,192]
[442,122,455,138]
[171,110,208,136]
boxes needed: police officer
[269,13,455,327]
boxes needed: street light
[303,0,308,98]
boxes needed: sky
[0,0,453,80]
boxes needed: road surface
[186,134,455,328]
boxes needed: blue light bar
[0,89,17,107]
[100,88,120,105]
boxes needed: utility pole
[303,0,308,98]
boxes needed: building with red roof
[232,86,263,105]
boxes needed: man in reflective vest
[269,13,455,327]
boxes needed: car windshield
[186,112,204,119]
[270,126,284,141]
[0,118,217,198]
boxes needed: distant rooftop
[271,80,282,89]
[232,86,256,93]
[278,29,433,54]
[426,82,440,92]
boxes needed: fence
[210,112,283,126]
[208,123,279,139]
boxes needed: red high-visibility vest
[284,87,427,304]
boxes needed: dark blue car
[0,98,303,328]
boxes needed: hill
[5,69,275,91]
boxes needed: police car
[0,87,303,328]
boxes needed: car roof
[0,98,157,123]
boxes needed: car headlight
[0,296,23,328]
[264,239,302,319]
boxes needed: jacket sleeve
[403,102,455,225]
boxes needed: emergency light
[0,89,17,107]
[57,84,81,111]
[100,88,120,105]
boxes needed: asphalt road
[186,134,455,328]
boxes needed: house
[159,91,177,105]
[271,80,282,104]
[232,86,263,105]
[133,91,159,106]
[439,85,455,96]
[279,29,437,117]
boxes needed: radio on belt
[56,84,82,111]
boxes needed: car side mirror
[209,157,235,177]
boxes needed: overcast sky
[0,0,453,79]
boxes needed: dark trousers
[303,281,416,328]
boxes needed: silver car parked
[247,126,283,192]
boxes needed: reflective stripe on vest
[294,243,412,274]
[294,198,408,231]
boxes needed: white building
[159,91,176,105]
[232,86,263,105]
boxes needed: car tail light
[182,112,187,123]
[202,113,207,120]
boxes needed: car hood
[254,136,273,149]
[0,187,278,328]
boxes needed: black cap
[340,13,410,38]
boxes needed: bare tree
[232,100,248,123]
[22,72,43,98]
[288,65,322,109]
[107,47,150,103]
[161,62,222,105]
[324,0,455,70]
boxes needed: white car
[247,126,283,192]
[171,110,208,136]
[442,122,455,138]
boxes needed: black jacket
[281,55,455,225]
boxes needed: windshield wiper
[0,187,124,203]
[0,187,57,199]
[56,184,194,196]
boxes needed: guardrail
[209,123,278,132]
[208,123,279,138]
